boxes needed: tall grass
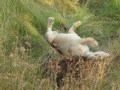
[0,0,120,90]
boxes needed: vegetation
[0,0,120,90]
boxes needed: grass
[0,0,120,90]
[43,57,113,90]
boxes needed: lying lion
[45,17,110,59]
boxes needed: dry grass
[42,57,113,90]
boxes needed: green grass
[0,0,120,90]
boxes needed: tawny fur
[86,51,110,59]
[45,17,58,44]
[45,17,110,58]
